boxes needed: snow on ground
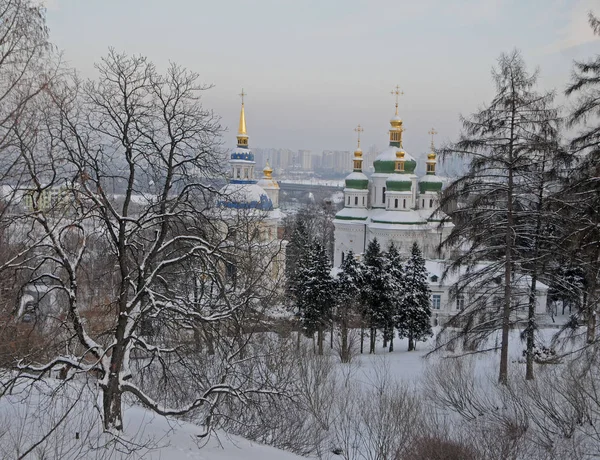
[0,379,307,460]
[0,319,572,459]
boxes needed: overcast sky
[45,0,599,158]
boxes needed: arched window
[355,196,358,205]
[347,196,350,205]
[422,199,425,208]
[362,196,365,205]
[382,187,386,203]
[341,252,345,264]
[429,199,433,208]
[403,199,406,208]
[395,198,398,208]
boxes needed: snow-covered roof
[419,174,444,183]
[345,171,368,181]
[335,207,370,221]
[370,208,427,225]
[375,146,416,163]
[386,174,412,183]
[219,183,273,210]
[256,178,279,190]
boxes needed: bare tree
[3,50,285,435]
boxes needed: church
[218,91,284,242]
[333,94,454,267]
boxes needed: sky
[43,0,600,158]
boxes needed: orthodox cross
[239,88,246,104]
[390,85,404,114]
[354,124,364,148]
[428,127,438,150]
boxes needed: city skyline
[45,0,599,153]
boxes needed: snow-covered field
[0,322,574,459]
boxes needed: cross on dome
[354,124,364,149]
[428,127,438,150]
[390,85,404,115]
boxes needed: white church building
[333,102,454,267]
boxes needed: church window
[382,187,386,203]
[341,252,345,264]
[422,199,425,208]
[362,196,365,205]
[395,198,398,208]
[355,196,358,205]
[244,168,249,178]
[403,199,406,208]
[347,196,350,205]
[236,168,240,179]
[431,294,441,310]
[430,199,433,208]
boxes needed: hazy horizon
[44,0,599,156]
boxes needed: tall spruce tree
[297,240,334,355]
[564,12,600,344]
[286,219,311,304]
[396,243,432,351]
[362,239,390,354]
[335,249,364,362]
[439,50,562,384]
[386,243,405,353]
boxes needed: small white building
[425,260,549,326]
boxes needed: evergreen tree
[386,242,405,353]
[564,12,600,344]
[396,242,432,351]
[297,240,334,355]
[362,239,390,354]
[439,50,562,383]
[285,219,311,304]
[335,249,364,362]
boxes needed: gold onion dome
[390,116,403,129]
[396,149,406,159]
[263,160,273,178]
[427,152,436,160]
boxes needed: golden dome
[263,160,273,178]
[390,117,403,129]
[395,149,406,160]
[354,148,363,158]
[427,152,436,160]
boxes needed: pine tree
[386,242,404,353]
[335,249,364,362]
[396,242,432,351]
[297,240,334,355]
[362,239,391,354]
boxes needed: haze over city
[45,0,599,153]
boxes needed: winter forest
[1,1,600,459]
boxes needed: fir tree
[396,242,432,351]
[285,219,311,304]
[362,238,391,354]
[297,240,334,355]
[335,249,364,362]
[386,242,405,352]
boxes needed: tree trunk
[318,327,324,355]
[341,320,349,363]
[408,333,414,351]
[525,274,537,380]
[330,320,334,349]
[369,326,376,354]
[103,378,123,431]
[389,335,394,352]
[360,325,364,354]
[499,95,516,386]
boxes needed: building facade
[333,104,453,267]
